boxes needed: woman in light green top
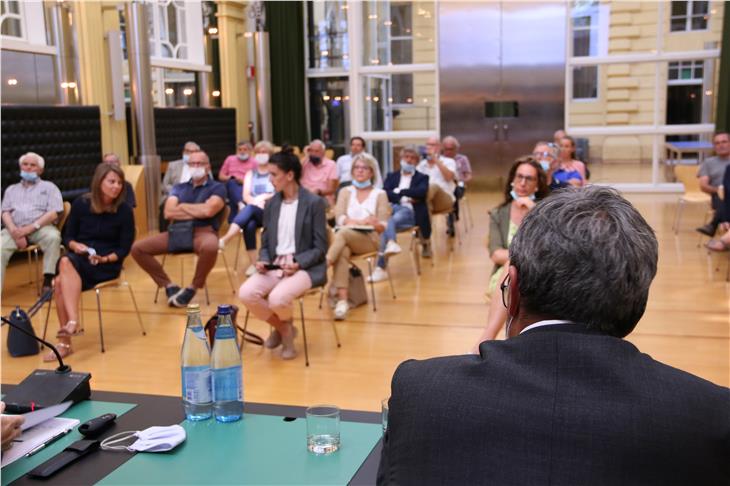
[475,157,549,350]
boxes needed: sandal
[706,239,730,252]
[56,320,84,338]
[43,342,72,362]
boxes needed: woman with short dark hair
[44,163,135,361]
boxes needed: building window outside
[147,0,188,59]
[570,1,600,100]
[666,60,704,130]
[670,1,709,32]
[0,0,23,38]
[308,77,349,156]
[307,1,348,69]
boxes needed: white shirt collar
[520,319,574,334]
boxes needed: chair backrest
[217,205,231,235]
[674,165,702,193]
[58,201,72,230]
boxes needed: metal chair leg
[204,285,210,305]
[218,250,238,294]
[318,287,324,309]
[126,282,146,336]
[33,247,41,295]
[366,258,377,312]
[387,269,396,299]
[42,296,53,342]
[673,199,684,234]
[299,298,310,367]
[96,289,105,353]
[234,229,243,271]
[240,309,250,350]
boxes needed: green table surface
[1,400,136,486]
[99,413,382,485]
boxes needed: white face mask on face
[255,153,269,165]
[189,167,206,180]
[100,425,186,453]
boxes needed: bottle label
[212,365,243,402]
[215,326,236,340]
[182,365,212,403]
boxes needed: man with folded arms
[379,186,729,485]
[132,150,225,307]
[1,152,63,293]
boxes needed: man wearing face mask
[1,152,64,293]
[417,136,458,239]
[532,141,559,182]
[370,146,431,282]
[219,141,255,220]
[301,139,338,207]
[336,136,384,189]
[161,141,201,201]
[132,151,226,307]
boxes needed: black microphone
[1,315,70,373]
[1,296,91,413]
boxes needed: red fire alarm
[246,66,256,79]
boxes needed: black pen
[25,429,72,457]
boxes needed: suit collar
[519,322,604,336]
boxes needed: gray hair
[510,186,658,337]
[183,141,201,152]
[442,135,460,148]
[533,141,558,159]
[400,144,419,158]
[254,140,274,154]
[102,153,121,165]
[237,140,252,149]
[350,152,379,182]
[19,152,45,169]
[309,139,325,151]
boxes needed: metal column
[125,1,160,231]
[254,32,273,142]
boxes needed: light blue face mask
[20,171,39,182]
[182,154,190,163]
[352,179,372,189]
[400,160,415,174]
[539,161,550,172]
[511,190,536,201]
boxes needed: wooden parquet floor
[2,191,728,412]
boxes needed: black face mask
[309,155,322,166]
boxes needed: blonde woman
[327,153,391,320]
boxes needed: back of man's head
[510,186,658,337]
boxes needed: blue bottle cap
[217,304,232,315]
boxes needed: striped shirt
[1,179,63,226]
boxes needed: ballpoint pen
[25,428,72,457]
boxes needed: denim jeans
[232,204,264,250]
[377,204,415,268]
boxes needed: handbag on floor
[5,288,53,357]
[204,304,264,348]
[327,265,369,309]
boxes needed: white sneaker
[368,266,389,283]
[245,264,257,277]
[334,300,349,320]
[384,240,402,256]
[218,238,225,250]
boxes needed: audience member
[219,141,255,221]
[102,153,136,208]
[161,141,201,200]
[379,186,730,485]
[473,157,549,347]
[219,141,276,276]
[441,135,472,222]
[1,152,63,293]
[553,128,566,146]
[301,139,338,207]
[417,136,458,238]
[238,148,328,360]
[336,136,383,188]
[552,135,587,189]
[696,131,730,237]
[706,163,730,251]
[0,402,24,452]
[132,150,225,307]
[531,141,559,176]
[370,146,430,283]
[45,164,134,361]
[327,154,390,320]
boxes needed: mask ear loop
[100,430,140,451]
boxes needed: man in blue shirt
[131,151,226,307]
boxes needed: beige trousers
[327,228,379,289]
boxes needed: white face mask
[101,425,186,453]
[189,167,206,180]
[255,153,269,165]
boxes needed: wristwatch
[33,222,41,230]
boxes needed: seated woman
[238,147,328,360]
[472,157,549,351]
[552,135,587,190]
[219,141,276,276]
[44,163,135,361]
[327,153,390,320]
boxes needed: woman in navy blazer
[238,147,328,360]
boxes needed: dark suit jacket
[259,186,328,287]
[378,324,730,485]
[383,171,431,239]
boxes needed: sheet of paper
[1,417,79,468]
[19,401,73,431]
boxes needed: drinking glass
[306,405,341,454]
[381,398,389,434]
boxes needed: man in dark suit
[378,186,730,485]
[370,146,431,283]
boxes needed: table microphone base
[2,369,91,413]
